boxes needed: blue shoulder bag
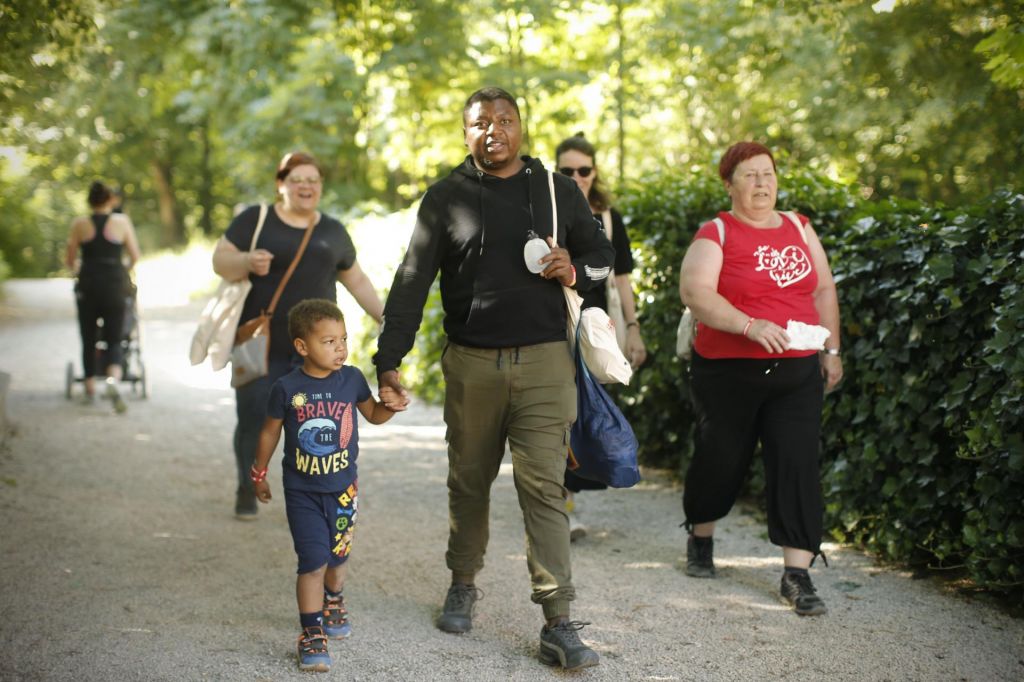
[567,324,641,488]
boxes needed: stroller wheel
[65,362,75,400]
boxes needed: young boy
[250,298,394,673]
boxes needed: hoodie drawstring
[476,170,485,256]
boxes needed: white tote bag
[599,210,628,353]
[548,172,632,385]
[189,204,268,371]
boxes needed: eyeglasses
[559,166,593,178]
[285,176,322,186]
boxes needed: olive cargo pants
[442,341,577,619]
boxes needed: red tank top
[692,211,819,359]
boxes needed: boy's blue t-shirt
[266,365,372,493]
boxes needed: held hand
[540,237,574,285]
[625,327,647,369]
[254,479,272,503]
[378,370,410,412]
[247,249,274,276]
[821,354,843,392]
[745,318,790,354]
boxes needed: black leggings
[683,353,824,553]
[75,279,127,378]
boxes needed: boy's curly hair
[288,299,345,341]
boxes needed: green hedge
[817,190,1024,603]
[399,169,1024,604]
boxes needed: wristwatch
[823,348,841,356]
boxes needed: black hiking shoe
[436,583,482,633]
[686,535,715,578]
[780,571,828,616]
[539,620,600,670]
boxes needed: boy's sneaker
[538,620,600,670]
[296,625,331,672]
[104,380,127,414]
[780,571,828,616]
[436,583,483,633]
[322,594,352,639]
[685,535,715,578]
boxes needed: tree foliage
[1,0,1022,275]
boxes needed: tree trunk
[151,160,184,247]
[198,122,214,236]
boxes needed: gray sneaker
[539,621,600,670]
[780,571,827,616]
[104,381,127,414]
[436,583,482,633]
[685,535,715,578]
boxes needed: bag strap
[249,203,269,251]
[265,211,317,317]
[548,170,559,246]
[712,217,725,245]
[601,210,613,240]
[780,210,809,244]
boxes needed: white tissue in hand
[786,320,831,350]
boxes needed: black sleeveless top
[78,214,127,285]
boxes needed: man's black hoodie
[374,155,615,374]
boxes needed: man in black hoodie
[374,87,613,670]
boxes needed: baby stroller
[65,281,149,401]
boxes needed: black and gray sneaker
[436,583,482,633]
[539,620,600,670]
[685,535,716,578]
[780,571,827,616]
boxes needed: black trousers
[75,278,127,378]
[683,352,824,554]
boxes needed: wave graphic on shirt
[297,418,338,456]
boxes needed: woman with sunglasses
[213,152,385,519]
[555,133,647,541]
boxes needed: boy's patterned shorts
[284,482,358,574]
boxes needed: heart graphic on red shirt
[753,245,812,288]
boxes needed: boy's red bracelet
[250,465,268,483]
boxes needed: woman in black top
[213,152,385,518]
[555,133,647,540]
[65,181,141,412]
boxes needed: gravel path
[1,277,1022,681]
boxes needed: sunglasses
[559,166,593,178]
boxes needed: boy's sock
[300,611,323,629]
[324,587,343,602]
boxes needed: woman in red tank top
[677,142,843,616]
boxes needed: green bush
[820,190,1024,604]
